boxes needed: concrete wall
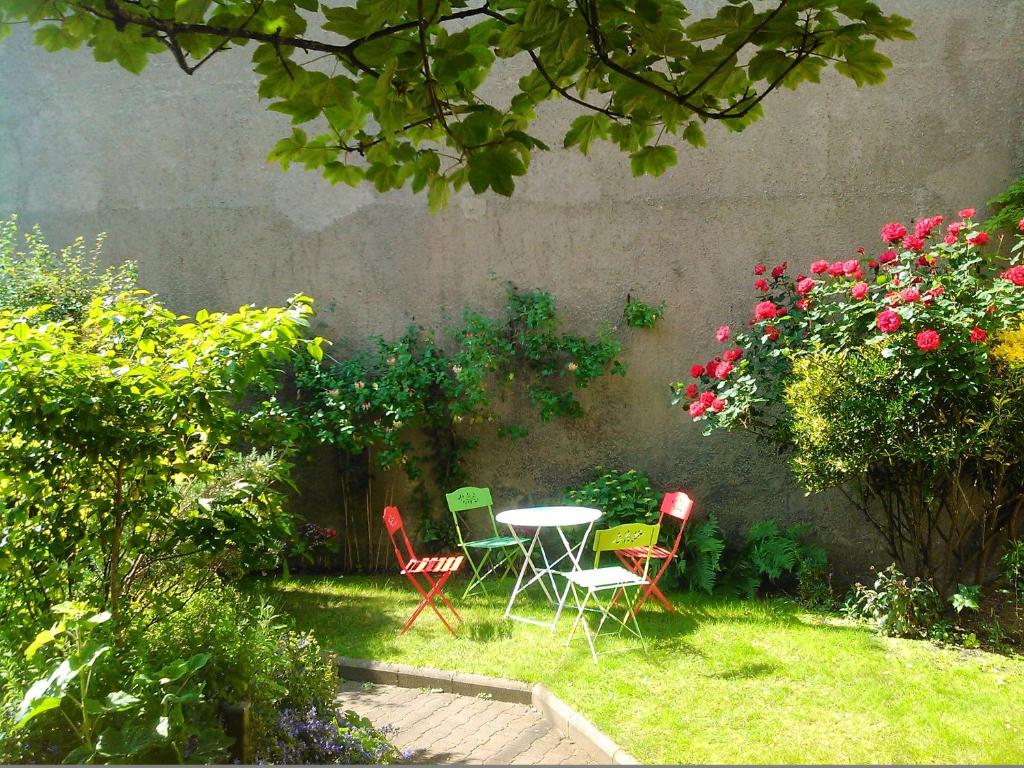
[2,0,1023,577]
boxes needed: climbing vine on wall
[289,285,656,570]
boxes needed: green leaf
[306,340,324,361]
[563,114,610,155]
[467,146,527,196]
[629,145,677,177]
[105,691,142,711]
[158,652,210,683]
[834,40,892,87]
[174,0,211,23]
[25,624,64,658]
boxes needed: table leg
[551,522,594,630]
[503,526,541,620]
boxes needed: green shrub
[623,296,664,329]
[564,467,659,529]
[139,584,338,761]
[721,520,828,599]
[984,176,1024,233]
[844,564,943,638]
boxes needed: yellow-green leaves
[629,145,677,177]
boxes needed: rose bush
[674,209,1024,591]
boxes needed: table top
[496,506,602,528]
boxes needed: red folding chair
[612,491,694,616]
[383,505,464,635]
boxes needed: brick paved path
[336,680,593,765]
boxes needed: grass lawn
[259,575,1024,764]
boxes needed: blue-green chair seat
[465,535,526,549]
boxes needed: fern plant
[679,513,727,594]
[720,520,827,598]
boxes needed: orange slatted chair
[383,506,464,635]
[613,491,694,616]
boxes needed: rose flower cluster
[680,208,1024,421]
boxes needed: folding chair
[382,505,464,635]
[445,486,526,598]
[560,522,660,663]
[613,491,694,616]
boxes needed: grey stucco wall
[2,1,1023,577]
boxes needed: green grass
[259,575,1024,764]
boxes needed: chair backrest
[593,522,661,578]
[445,486,497,545]
[383,506,416,568]
[657,491,694,560]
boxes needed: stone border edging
[334,656,640,764]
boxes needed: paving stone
[334,681,593,765]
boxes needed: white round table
[496,506,602,629]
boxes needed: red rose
[754,301,778,321]
[842,259,859,275]
[754,278,770,292]
[690,364,705,378]
[771,261,788,279]
[716,324,731,343]
[867,260,879,269]
[900,287,921,303]
[944,233,957,245]
[967,231,989,246]
[916,329,940,351]
[796,277,816,295]
[881,222,907,243]
[948,221,964,236]
[723,347,743,363]
[710,398,726,413]
[810,260,829,274]
[685,383,698,399]
[969,326,987,343]
[958,207,976,219]
[699,391,716,406]
[795,298,811,310]
[927,285,945,297]
[856,246,866,255]
[914,218,935,239]
[876,309,901,333]
[753,264,766,275]
[1018,218,1024,232]
[880,250,898,265]
[902,234,925,252]
[689,401,707,417]
[1003,265,1024,286]
[851,282,869,300]
[988,305,996,314]
[827,262,845,277]
[765,325,779,341]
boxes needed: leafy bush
[0,279,317,628]
[564,468,659,529]
[0,215,136,322]
[950,584,981,614]
[984,177,1024,234]
[844,565,943,638]
[4,603,229,764]
[676,209,1024,591]
[138,585,338,761]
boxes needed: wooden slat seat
[402,555,465,575]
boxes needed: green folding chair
[559,522,661,663]
[445,486,525,598]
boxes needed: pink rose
[699,391,716,407]
[689,401,707,418]
[1003,265,1024,286]
[1018,218,1024,233]
[712,361,734,379]
[796,277,816,295]
[754,278,770,292]
[943,234,957,245]
[716,324,731,343]
[710,397,726,413]
[881,222,907,243]
[851,282,869,300]
[771,262,788,279]
[827,262,846,277]
[810,260,829,274]
[900,287,921,303]
[876,309,901,333]
[842,259,860,275]
[753,264,766,275]
[723,347,743,363]
[880,250,898,265]
[958,208,976,219]
[902,234,925,252]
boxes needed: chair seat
[562,566,647,590]
[464,535,525,549]
[402,555,464,575]
[620,545,674,559]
